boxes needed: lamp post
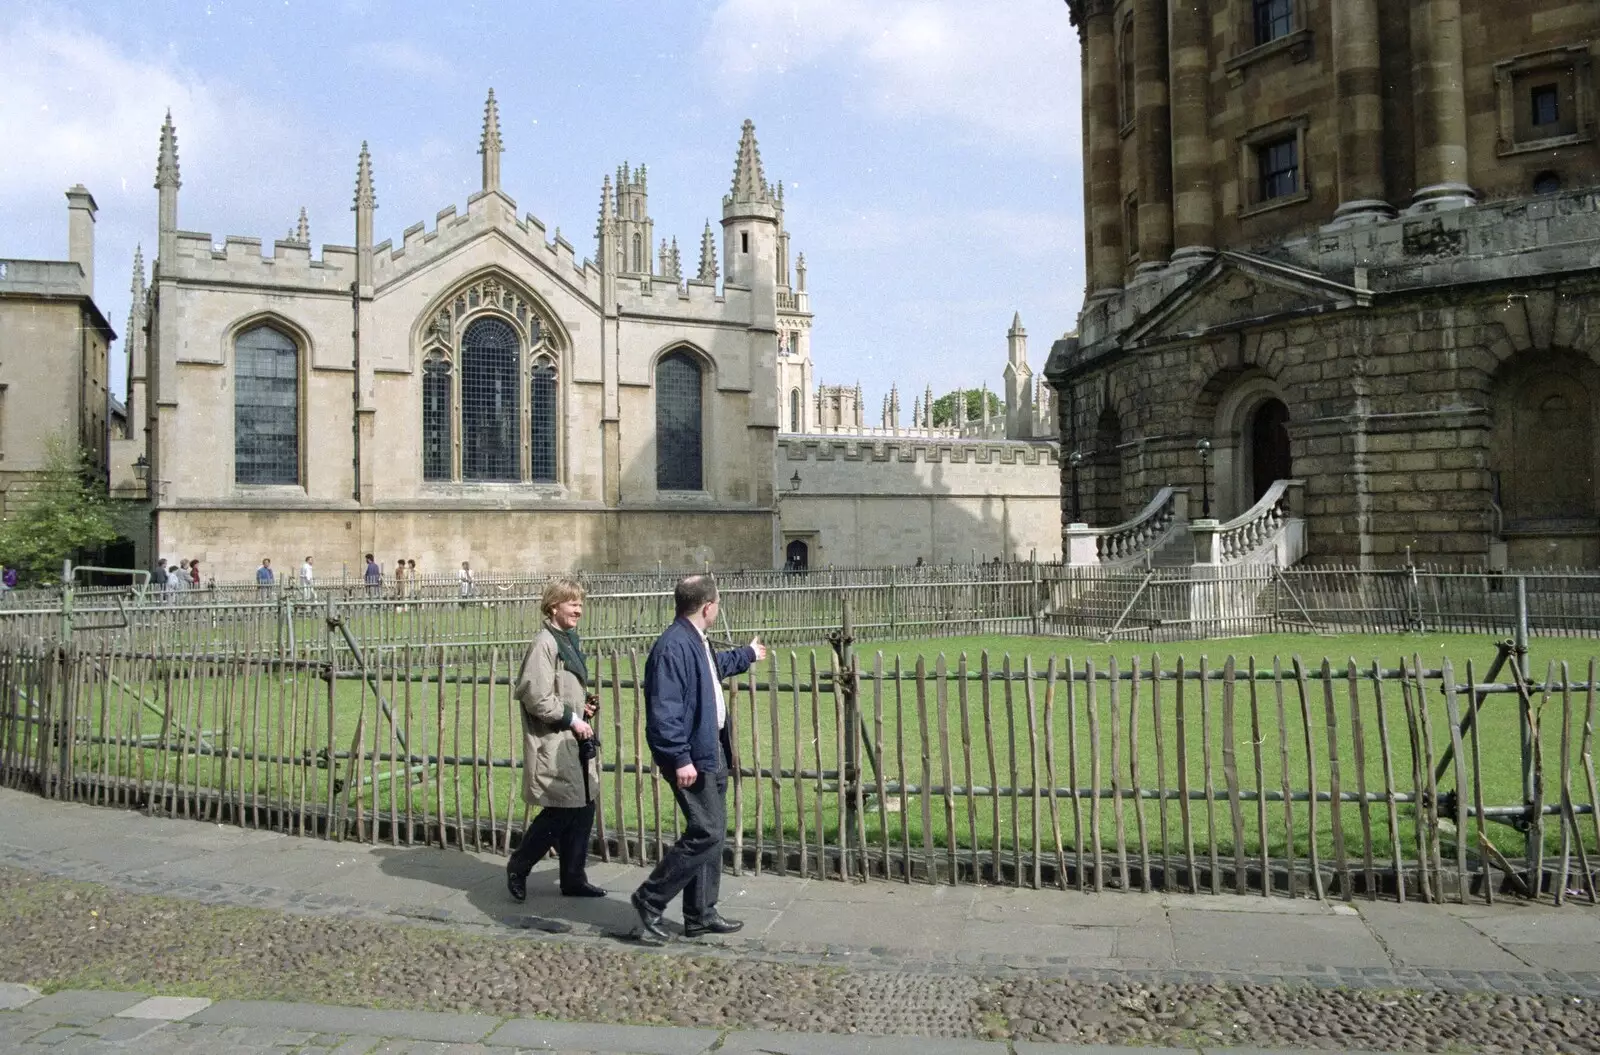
[1068,449,1084,524]
[1196,437,1212,518]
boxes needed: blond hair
[540,577,585,618]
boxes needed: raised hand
[750,635,768,662]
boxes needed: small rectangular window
[1252,0,1293,46]
[741,232,749,253]
[1257,136,1299,201]
[1123,195,1139,261]
[1531,84,1561,127]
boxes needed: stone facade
[1049,0,1600,567]
[0,188,114,514]
[128,96,810,579]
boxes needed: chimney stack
[66,185,97,295]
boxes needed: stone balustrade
[1193,480,1306,567]
[1066,487,1190,568]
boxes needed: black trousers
[507,802,595,891]
[634,768,727,923]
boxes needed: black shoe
[630,891,670,946]
[561,881,607,898]
[506,869,527,903]
[683,912,744,938]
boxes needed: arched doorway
[1092,404,1123,525]
[785,539,809,572]
[1248,398,1292,504]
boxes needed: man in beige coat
[507,578,605,901]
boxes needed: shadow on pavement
[371,846,640,940]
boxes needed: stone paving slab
[116,995,212,1020]
[23,989,149,1022]
[188,999,500,1043]
[484,1017,720,1053]
[0,982,40,1010]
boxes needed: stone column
[1409,0,1476,211]
[1082,0,1124,298]
[1168,0,1214,265]
[1329,0,1392,225]
[1133,0,1174,275]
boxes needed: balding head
[674,573,719,620]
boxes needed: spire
[353,141,376,211]
[596,174,614,245]
[479,88,503,193]
[129,245,146,299]
[155,110,180,190]
[924,384,934,427]
[728,119,769,204]
[289,207,310,244]
[696,221,718,283]
[659,238,670,276]
[668,237,682,281]
[1009,311,1024,334]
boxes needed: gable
[1126,253,1366,347]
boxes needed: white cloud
[704,0,1080,158]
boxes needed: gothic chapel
[129,92,810,577]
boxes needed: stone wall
[775,436,1060,566]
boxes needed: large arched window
[657,350,704,491]
[461,317,519,481]
[789,388,802,433]
[235,324,299,485]
[530,356,558,483]
[422,354,452,481]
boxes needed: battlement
[779,436,1059,467]
[615,272,732,315]
[169,231,356,289]
[372,189,601,298]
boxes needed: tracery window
[418,276,561,485]
[422,354,452,481]
[235,324,299,485]
[656,350,704,491]
[530,357,558,483]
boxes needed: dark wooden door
[1250,399,1292,504]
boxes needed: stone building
[0,188,114,510]
[1047,0,1600,567]
[125,94,819,578]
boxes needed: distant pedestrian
[364,553,381,598]
[189,559,202,588]
[458,560,475,600]
[172,560,189,597]
[256,558,274,598]
[152,558,170,602]
[0,564,12,604]
[406,559,419,599]
[300,556,315,600]
[394,559,407,602]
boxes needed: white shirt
[300,562,313,584]
[694,624,727,730]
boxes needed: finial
[597,175,615,244]
[668,237,682,280]
[1010,310,1023,332]
[293,206,310,244]
[130,245,146,296]
[637,162,647,189]
[155,110,180,190]
[353,141,376,211]
[479,88,503,192]
[697,220,718,283]
[729,119,769,203]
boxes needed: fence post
[1030,552,1042,636]
[888,565,898,639]
[59,560,73,646]
[1515,575,1539,873]
[831,598,859,866]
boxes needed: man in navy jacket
[631,574,765,944]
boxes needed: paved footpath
[1,789,1597,1053]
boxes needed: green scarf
[549,623,588,688]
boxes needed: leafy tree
[930,389,1002,428]
[0,439,120,586]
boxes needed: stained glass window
[422,355,452,481]
[235,325,299,485]
[461,317,519,481]
[531,358,558,483]
[656,350,703,491]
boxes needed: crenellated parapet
[166,230,357,290]
[779,435,1059,469]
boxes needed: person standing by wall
[630,574,766,945]
[506,577,606,902]
[255,558,274,598]
[300,556,315,600]
[363,553,381,598]
[458,560,475,602]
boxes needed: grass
[33,629,1600,875]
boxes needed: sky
[1,0,1084,409]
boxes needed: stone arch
[1202,370,1291,520]
[1488,349,1600,535]
[411,266,572,359]
[220,310,315,367]
[1091,401,1124,525]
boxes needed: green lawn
[36,630,1600,882]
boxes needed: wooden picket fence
[3,636,1597,905]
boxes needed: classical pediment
[1125,251,1367,347]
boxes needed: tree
[0,439,120,586]
[931,390,1002,428]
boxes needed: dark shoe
[506,869,526,903]
[683,912,744,938]
[630,891,670,946]
[561,881,607,898]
